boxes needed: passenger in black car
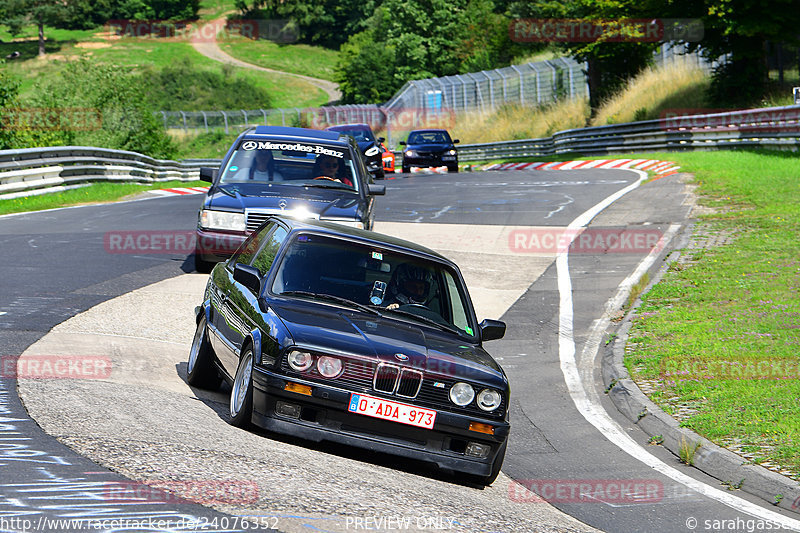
[249,150,283,181]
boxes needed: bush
[140,58,273,111]
[24,60,175,158]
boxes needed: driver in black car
[312,154,353,186]
[384,263,434,310]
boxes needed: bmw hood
[270,299,505,385]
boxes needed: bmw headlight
[448,149,457,155]
[477,389,502,411]
[199,209,245,232]
[405,150,418,157]
[449,382,475,406]
[287,350,313,372]
[317,356,343,378]
[364,145,380,157]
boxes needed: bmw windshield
[219,139,360,192]
[271,233,478,339]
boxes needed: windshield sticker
[229,166,238,171]
[240,140,345,158]
[465,326,474,336]
[371,251,383,260]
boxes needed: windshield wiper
[280,291,381,316]
[301,182,353,190]
[383,308,461,336]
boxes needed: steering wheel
[399,303,429,310]
[314,176,339,181]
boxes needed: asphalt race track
[2,169,799,533]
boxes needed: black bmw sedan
[195,126,385,272]
[400,129,460,173]
[187,217,510,484]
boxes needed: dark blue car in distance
[187,216,510,484]
[195,126,385,272]
[400,129,460,173]
[325,123,386,180]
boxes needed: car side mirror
[233,263,262,294]
[453,139,460,144]
[377,137,385,143]
[399,141,406,146]
[199,167,218,183]
[479,319,506,342]
[368,184,386,196]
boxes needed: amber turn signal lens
[468,422,495,435]
[284,382,312,396]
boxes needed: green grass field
[0,180,205,215]
[1,23,329,110]
[622,150,800,478]
[219,39,339,82]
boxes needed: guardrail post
[261,108,268,125]
[221,111,229,134]
[242,110,248,129]
[160,111,168,130]
[180,111,187,132]
[201,111,208,132]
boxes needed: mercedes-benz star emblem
[394,353,409,362]
[241,140,258,150]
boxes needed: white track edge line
[556,169,800,530]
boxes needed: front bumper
[403,154,457,168]
[251,368,509,477]
[195,228,247,263]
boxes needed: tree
[2,0,67,57]
[506,0,659,112]
[0,68,20,149]
[644,0,800,105]
[336,25,397,103]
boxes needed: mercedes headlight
[448,149,457,155]
[199,209,245,232]
[364,145,380,157]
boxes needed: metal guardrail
[2,106,798,200]
[0,146,207,200]
[457,105,800,161]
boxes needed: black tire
[194,254,215,274]
[481,440,507,486]
[375,168,385,180]
[447,164,458,173]
[187,315,221,390]
[229,348,254,428]
[402,163,410,174]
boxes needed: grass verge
[620,150,800,479]
[219,40,339,82]
[0,180,204,216]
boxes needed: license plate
[442,156,456,160]
[348,393,436,429]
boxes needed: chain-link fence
[157,43,720,147]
